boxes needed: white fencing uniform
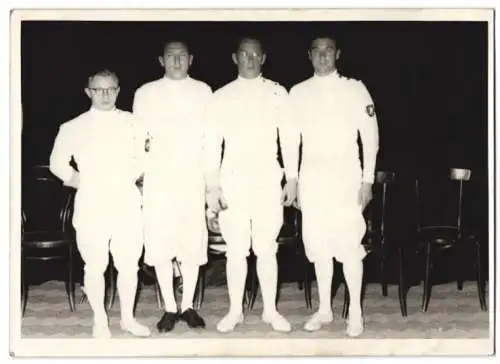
[290,71,379,264]
[49,107,146,273]
[133,76,212,267]
[203,75,299,259]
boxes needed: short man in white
[203,38,299,333]
[49,70,150,338]
[289,37,379,337]
[133,41,212,332]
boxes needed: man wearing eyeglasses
[49,69,150,338]
[203,38,299,333]
[289,37,379,337]
[133,41,212,333]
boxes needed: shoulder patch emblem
[366,104,375,117]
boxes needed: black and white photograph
[9,7,495,357]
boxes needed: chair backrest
[365,171,396,238]
[415,168,471,233]
[22,165,71,235]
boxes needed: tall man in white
[133,41,212,332]
[203,38,299,333]
[290,37,379,337]
[49,69,150,338]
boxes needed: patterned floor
[20,280,489,339]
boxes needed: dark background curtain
[20,20,489,241]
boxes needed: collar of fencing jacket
[313,69,340,81]
[237,73,263,83]
[89,106,118,116]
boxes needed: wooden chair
[21,165,77,315]
[414,168,486,312]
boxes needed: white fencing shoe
[262,311,292,332]
[346,315,364,337]
[217,312,244,333]
[120,320,151,337]
[92,324,112,339]
[304,311,333,332]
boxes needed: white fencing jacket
[49,107,145,230]
[202,75,300,192]
[290,71,379,185]
[133,76,213,196]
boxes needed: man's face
[309,38,340,76]
[159,42,192,80]
[232,39,266,79]
[85,75,119,111]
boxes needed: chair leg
[193,265,206,310]
[80,289,88,304]
[342,283,349,319]
[397,246,408,317]
[380,249,388,297]
[304,261,313,309]
[475,241,487,311]
[154,278,164,310]
[275,276,282,307]
[65,245,76,312]
[302,245,313,309]
[296,244,304,291]
[456,243,464,291]
[248,256,259,311]
[360,278,367,316]
[105,263,116,311]
[133,270,143,316]
[331,262,342,300]
[21,266,28,317]
[422,241,433,312]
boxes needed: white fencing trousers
[218,174,283,259]
[299,167,367,264]
[142,177,208,267]
[75,207,144,274]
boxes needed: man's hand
[64,171,80,189]
[358,182,373,210]
[206,186,228,213]
[281,178,298,207]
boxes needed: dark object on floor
[156,311,179,333]
[179,308,206,328]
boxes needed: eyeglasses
[88,87,119,95]
[165,53,189,60]
[237,50,263,60]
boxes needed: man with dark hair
[49,69,150,338]
[133,41,212,333]
[203,37,299,333]
[289,37,379,337]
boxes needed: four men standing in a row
[49,36,379,338]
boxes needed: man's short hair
[236,37,265,53]
[309,36,339,50]
[162,40,190,55]
[87,69,119,87]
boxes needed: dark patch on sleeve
[366,104,375,117]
